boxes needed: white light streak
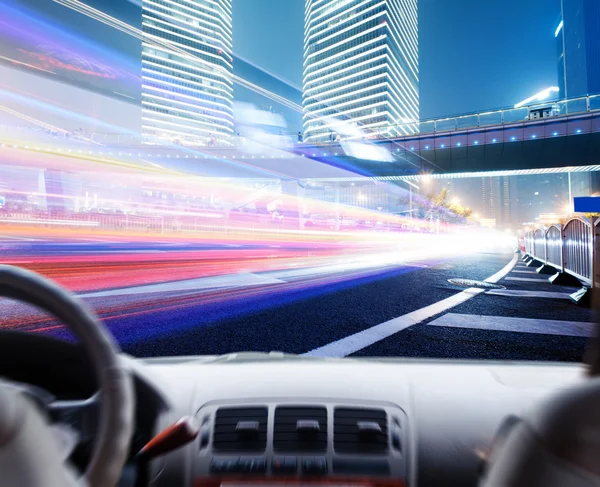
[514,87,560,108]
[555,20,563,38]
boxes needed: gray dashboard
[134,357,585,487]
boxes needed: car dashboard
[139,354,585,487]
[0,333,586,487]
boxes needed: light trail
[0,104,70,136]
[0,218,100,227]
[0,228,508,342]
[0,55,57,75]
[0,149,432,233]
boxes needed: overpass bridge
[2,94,599,183]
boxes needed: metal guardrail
[545,225,563,271]
[564,218,593,282]
[533,228,546,261]
[524,232,534,259]
[523,217,596,287]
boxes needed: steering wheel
[0,265,135,487]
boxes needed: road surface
[0,235,594,362]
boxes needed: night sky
[2,0,562,131]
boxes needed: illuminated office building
[141,0,234,143]
[556,0,600,99]
[481,176,512,228]
[303,0,419,143]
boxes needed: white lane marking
[303,254,518,358]
[486,289,571,299]
[79,273,285,298]
[512,270,538,274]
[483,256,521,284]
[504,276,549,282]
[427,313,595,338]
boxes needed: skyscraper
[556,0,600,99]
[141,0,234,144]
[302,0,418,143]
[481,176,511,228]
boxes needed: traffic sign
[574,196,600,213]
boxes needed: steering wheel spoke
[49,395,100,443]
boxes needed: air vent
[334,408,388,454]
[274,406,327,452]
[213,407,268,452]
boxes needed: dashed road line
[486,289,571,299]
[303,254,518,357]
[427,313,594,337]
[504,276,549,282]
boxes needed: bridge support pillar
[334,183,340,231]
[298,185,306,229]
[37,169,48,211]
[44,169,66,213]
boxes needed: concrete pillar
[334,183,340,231]
[298,186,306,228]
[281,180,301,230]
[44,170,65,213]
[37,169,47,211]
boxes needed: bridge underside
[87,130,599,181]
[147,115,600,180]
[2,113,598,182]
[320,132,600,178]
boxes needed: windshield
[0,0,597,361]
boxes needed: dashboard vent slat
[334,408,388,454]
[213,407,267,452]
[274,406,327,452]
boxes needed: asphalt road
[0,236,594,362]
